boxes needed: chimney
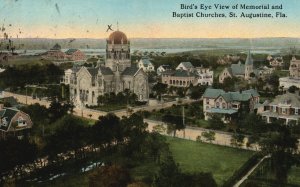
[0,103,4,110]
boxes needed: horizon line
[7,36,300,40]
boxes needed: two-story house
[0,104,33,139]
[137,57,155,73]
[260,92,300,124]
[203,88,260,121]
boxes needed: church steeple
[245,50,254,80]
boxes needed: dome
[107,31,128,44]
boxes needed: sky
[1,0,300,39]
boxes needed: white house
[280,56,300,89]
[195,67,214,85]
[157,65,171,75]
[137,57,155,72]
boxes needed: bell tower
[106,29,131,72]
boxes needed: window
[17,117,27,127]
[222,103,226,108]
[1,117,8,127]
[206,99,209,105]
[216,102,220,108]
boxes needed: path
[233,155,271,187]
[3,91,196,120]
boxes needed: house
[195,67,214,85]
[0,104,33,139]
[267,55,284,68]
[161,69,197,87]
[176,62,194,72]
[137,57,155,72]
[65,49,86,61]
[157,65,171,75]
[203,88,260,121]
[42,43,66,61]
[260,92,300,124]
[256,66,274,79]
[280,56,300,89]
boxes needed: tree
[154,156,217,187]
[259,124,298,184]
[230,133,245,147]
[288,85,298,93]
[208,114,225,130]
[222,77,235,91]
[162,114,184,137]
[144,132,168,163]
[201,131,215,142]
[90,113,123,148]
[0,137,37,176]
[89,165,131,187]
[43,115,87,160]
[152,82,168,99]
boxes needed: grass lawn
[166,137,254,185]
[288,166,300,185]
[21,137,254,187]
[3,56,52,66]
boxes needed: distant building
[42,43,66,61]
[161,69,197,87]
[203,88,260,121]
[137,57,155,72]
[219,51,254,83]
[195,67,213,85]
[219,51,272,83]
[279,56,300,89]
[176,62,194,72]
[260,92,300,124]
[42,44,85,62]
[65,49,86,61]
[267,55,284,68]
[161,62,214,87]
[0,104,33,139]
[157,65,171,75]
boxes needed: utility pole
[25,85,28,104]
[182,106,185,138]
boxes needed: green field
[22,137,253,186]
[167,137,254,185]
[1,56,52,66]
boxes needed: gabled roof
[122,66,139,76]
[242,89,259,97]
[177,62,194,69]
[203,88,225,98]
[269,92,300,107]
[65,49,79,55]
[0,108,19,131]
[203,88,259,102]
[99,66,113,75]
[87,68,99,77]
[230,62,245,75]
[51,43,61,50]
[140,58,153,66]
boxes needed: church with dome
[63,30,149,107]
